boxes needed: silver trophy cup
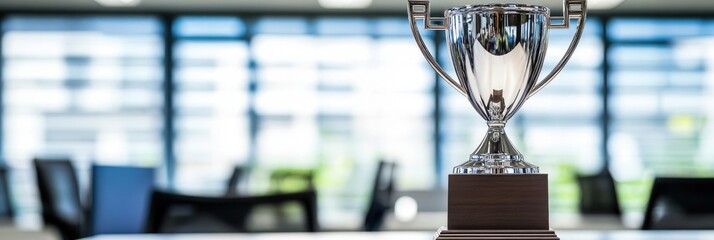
[409,0,587,174]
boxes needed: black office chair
[145,190,319,233]
[363,161,396,231]
[34,158,84,240]
[0,165,14,221]
[225,166,245,196]
[642,177,714,230]
[576,169,622,215]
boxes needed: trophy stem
[453,121,539,174]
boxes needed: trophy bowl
[447,3,549,174]
[409,0,587,174]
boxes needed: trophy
[408,0,586,239]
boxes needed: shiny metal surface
[408,0,587,174]
[447,4,548,174]
[446,4,549,123]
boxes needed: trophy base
[434,227,559,240]
[448,174,549,230]
[453,159,539,174]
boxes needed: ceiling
[0,0,713,15]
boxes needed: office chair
[33,158,84,240]
[642,177,714,230]
[225,166,244,196]
[145,190,318,233]
[90,165,155,235]
[576,169,622,215]
[0,165,14,221]
[363,161,396,231]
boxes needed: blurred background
[2,0,714,238]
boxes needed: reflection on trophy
[408,0,587,239]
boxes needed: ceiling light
[95,0,142,7]
[588,0,625,10]
[318,0,373,9]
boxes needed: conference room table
[81,230,714,240]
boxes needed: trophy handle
[527,0,588,99]
[408,0,468,97]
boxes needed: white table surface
[81,230,714,240]
[0,226,58,240]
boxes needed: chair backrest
[576,170,621,215]
[0,165,14,219]
[642,177,714,230]
[363,161,396,231]
[145,190,318,233]
[90,165,155,235]
[225,166,244,196]
[33,158,83,240]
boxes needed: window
[608,19,714,211]
[170,17,437,222]
[2,16,164,225]
[173,16,250,192]
[252,17,436,217]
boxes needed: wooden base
[435,227,559,240]
[448,174,549,230]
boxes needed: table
[82,230,714,240]
[380,212,637,231]
[0,226,57,240]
